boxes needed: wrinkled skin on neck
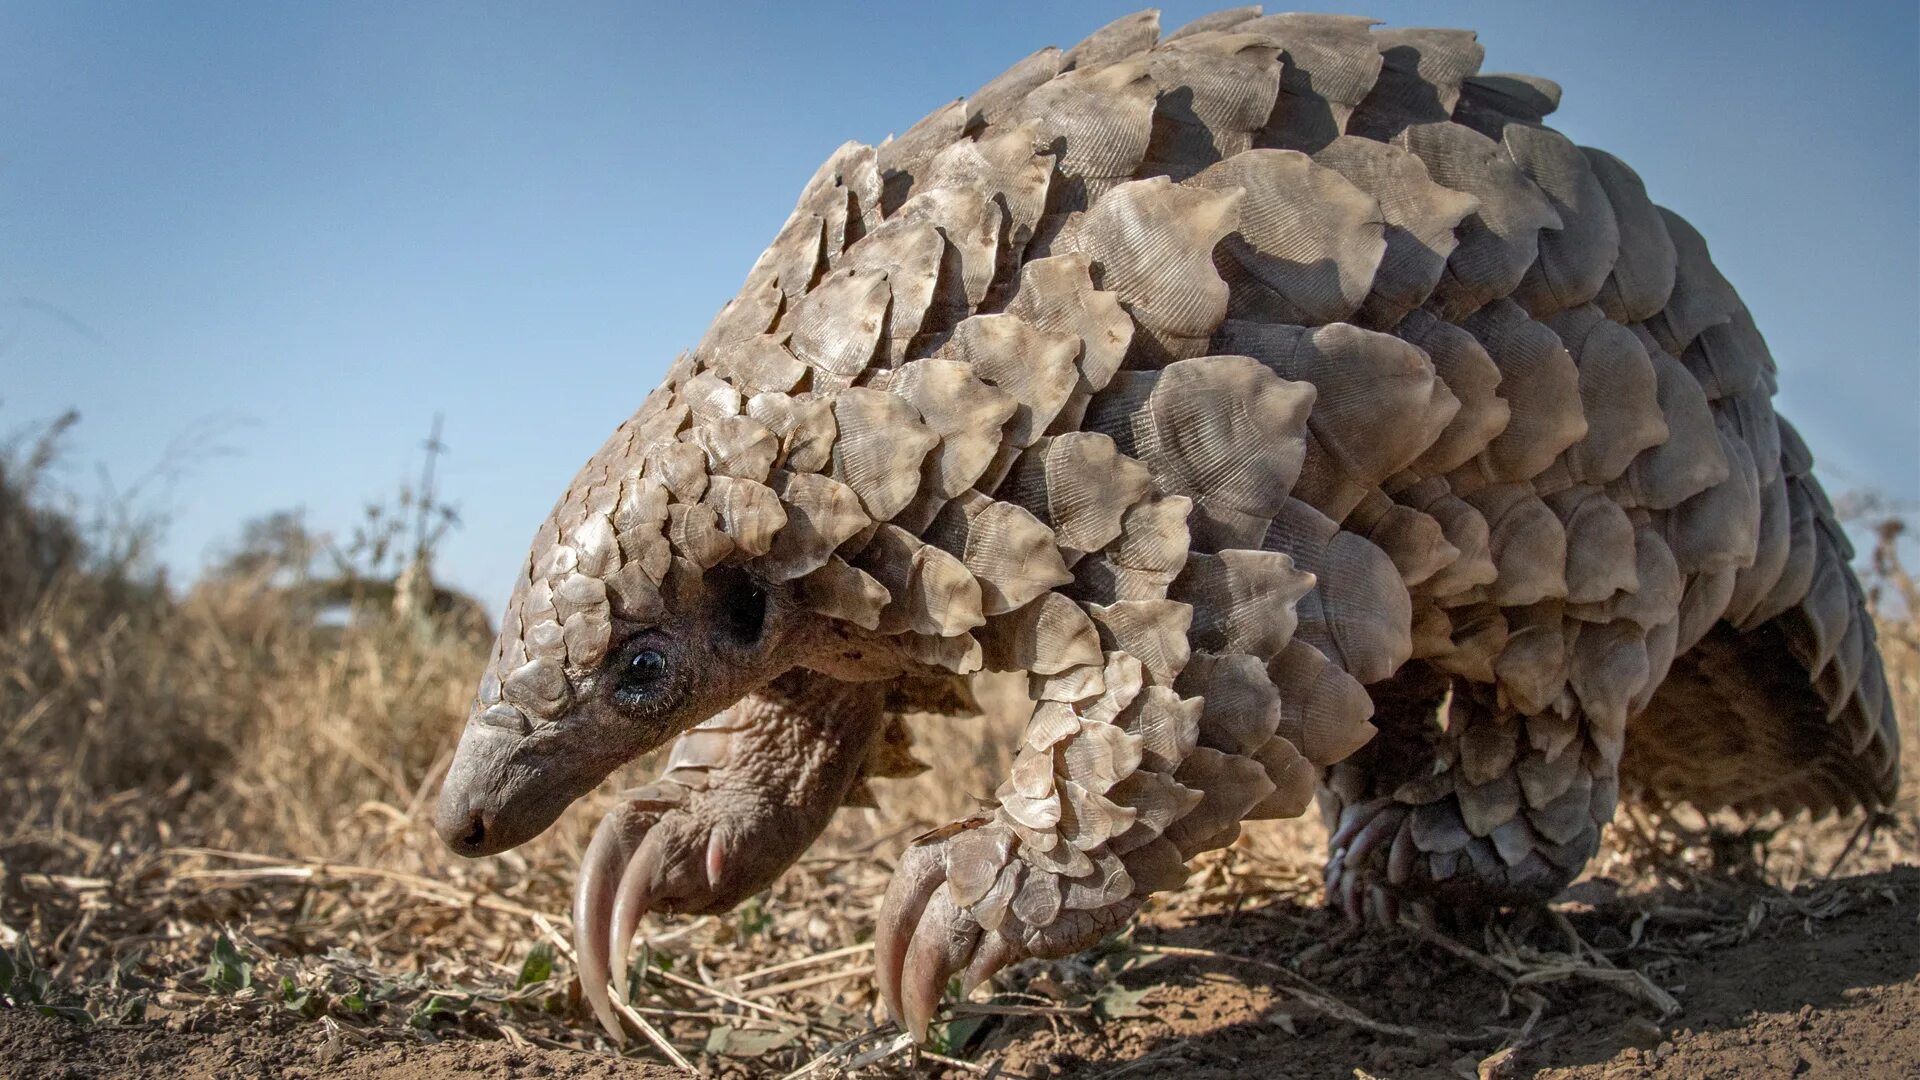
[433,562,905,858]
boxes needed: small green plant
[407,991,473,1029]
[0,943,91,1024]
[927,1012,988,1056]
[737,895,774,939]
[277,975,327,1019]
[200,934,255,994]
[515,942,554,989]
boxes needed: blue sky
[4,2,1916,614]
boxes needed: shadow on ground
[968,866,1920,1079]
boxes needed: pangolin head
[432,381,868,856]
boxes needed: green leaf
[278,976,323,1019]
[201,935,254,995]
[1093,981,1155,1020]
[33,1003,91,1025]
[930,1013,988,1055]
[515,942,554,989]
[116,995,148,1025]
[408,994,458,1028]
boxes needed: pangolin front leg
[871,643,1334,1041]
[875,817,1155,1041]
[573,670,888,1040]
[1318,664,1616,925]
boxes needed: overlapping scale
[1188,150,1388,326]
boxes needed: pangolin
[434,7,1901,1044]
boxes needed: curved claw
[875,842,947,1032]
[575,808,643,1043]
[1326,800,1410,927]
[959,930,1019,998]
[901,885,982,1042]
[877,837,1002,1042]
[876,827,1049,1044]
[1325,799,1452,930]
[608,825,732,1001]
[608,828,667,1005]
[568,676,893,1042]
[573,795,693,1041]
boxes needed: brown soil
[983,865,1920,1080]
[6,866,1914,1080]
[0,1008,683,1080]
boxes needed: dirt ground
[0,1009,682,1080]
[988,866,1920,1080]
[5,863,1914,1080]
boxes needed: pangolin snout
[435,713,618,857]
[433,761,515,857]
[434,764,569,857]
[435,721,520,857]
[434,796,495,857]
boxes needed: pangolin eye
[623,649,668,690]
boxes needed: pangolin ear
[703,565,771,647]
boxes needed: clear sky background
[4,1,1916,616]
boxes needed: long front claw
[572,793,686,1040]
[900,885,982,1043]
[875,823,1038,1043]
[608,828,668,1005]
[566,675,893,1043]
[876,820,1160,1043]
[875,841,947,1031]
[958,928,1019,999]
[575,806,646,1043]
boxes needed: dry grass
[0,420,1915,1078]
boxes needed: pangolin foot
[1323,799,1433,928]
[573,783,802,1042]
[1324,794,1595,929]
[875,819,1138,1042]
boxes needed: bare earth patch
[3,840,1916,1079]
[985,866,1920,1079]
[0,1009,682,1080]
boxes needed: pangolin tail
[1625,462,1899,819]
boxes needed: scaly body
[434,8,1901,1044]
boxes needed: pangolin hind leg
[1319,663,1616,924]
[573,670,889,1041]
